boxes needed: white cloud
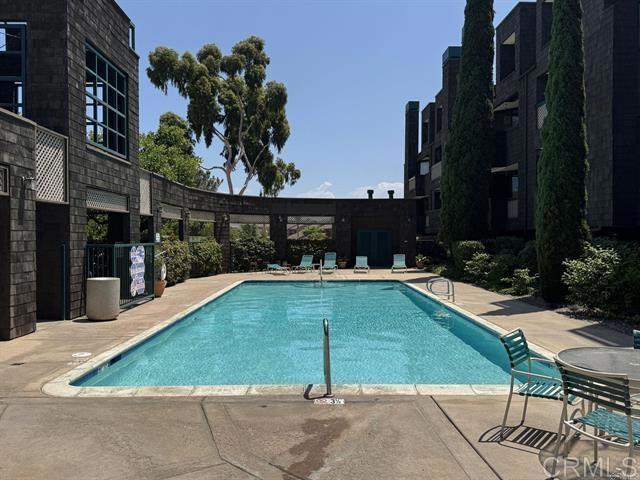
[297,181,336,199]
[350,181,404,199]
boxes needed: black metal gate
[85,243,155,308]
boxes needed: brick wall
[0,109,37,340]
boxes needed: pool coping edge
[42,278,556,398]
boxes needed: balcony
[35,127,67,203]
[537,102,548,130]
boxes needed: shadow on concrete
[481,424,559,456]
[565,324,629,348]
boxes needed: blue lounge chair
[354,256,369,273]
[294,255,314,272]
[323,252,338,272]
[390,254,407,273]
[634,330,640,349]
[499,329,572,440]
[266,263,289,275]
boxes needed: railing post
[323,318,333,398]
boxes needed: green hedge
[286,239,336,266]
[231,236,276,272]
[190,239,222,278]
[161,240,191,286]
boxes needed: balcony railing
[35,127,67,203]
[408,176,416,192]
[537,102,548,130]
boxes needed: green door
[356,230,392,267]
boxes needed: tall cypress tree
[440,0,495,243]
[536,0,590,302]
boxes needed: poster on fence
[129,245,146,297]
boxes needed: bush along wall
[286,239,336,266]
[190,239,223,278]
[230,236,276,272]
[562,240,640,318]
[161,240,191,286]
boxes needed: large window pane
[0,23,25,114]
[85,44,128,157]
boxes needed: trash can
[86,277,120,321]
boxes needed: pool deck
[0,270,633,479]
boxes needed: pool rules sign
[129,246,146,297]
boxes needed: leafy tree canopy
[140,112,222,191]
[147,36,299,195]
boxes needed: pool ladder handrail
[323,318,334,397]
[426,277,455,303]
[319,260,324,285]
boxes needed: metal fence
[85,243,155,308]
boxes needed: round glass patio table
[557,347,640,380]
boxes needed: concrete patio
[0,270,633,479]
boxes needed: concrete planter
[86,277,120,321]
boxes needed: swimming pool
[72,281,552,388]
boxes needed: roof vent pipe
[367,189,374,199]
[388,190,395,199]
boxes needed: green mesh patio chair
[499,329,569,440]
[354,256,369,273]
[390,254,407,273]
[323,252,338,272]
[293,255,314,272]
[550,358,639,478]
[634,330,640,350]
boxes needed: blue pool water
[76,281,551,387]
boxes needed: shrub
[451,241,485,272]
[286,239,335,266]
[488,253,517,288]
[190,239,222,277]
[517,240,538,274]
[161,240,191,286]
[231,236,276,272]
[463,252,493,285]
[417,240,448,263]
[501,269,537,296]
[492,236,526,255]
[562,244,619,312]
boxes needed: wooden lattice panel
[35,128,67,203]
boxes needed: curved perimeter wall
[149,172,417,272]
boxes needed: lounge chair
[323,252,338,272]
[293,255,314,272]
[354,256,369,273]
[634,330,640,349]
[266,263,289,275]
[390,254,407,273]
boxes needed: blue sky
[118,0,515,198]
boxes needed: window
[422,120,429,145]
[0,164,8,194]
[541,1,553,47]
[433,190,442,210]
[511,175,519,197]
[85,44,128,157]
[499,33,516,80]
[0,22,26,114]
[419,161,430,176]
[128,23,136,50]
[287,216,334,240]
[434,146,442,164]
[436,107,443,132]
[230,214,270,240]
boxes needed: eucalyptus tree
[147,36,295,195]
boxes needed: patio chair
[499,329,571,440]
[354,256,370,273]
[266,263,289,275]
[390,254,407,273]
[293,255,314,272]
[323,252,338,272]
[551,357,639,478]
[634,330,640,349]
